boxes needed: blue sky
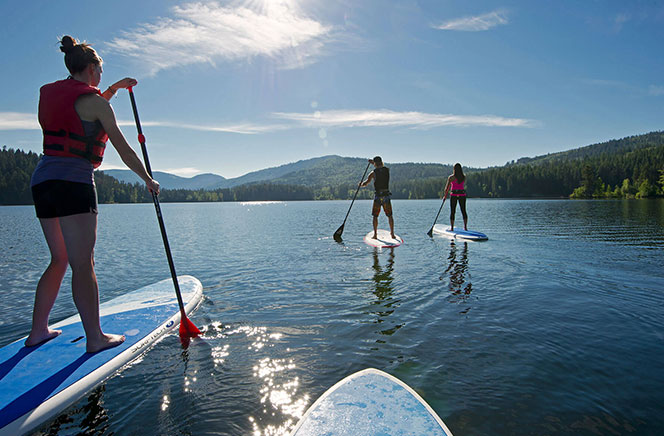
[1,0,662,178]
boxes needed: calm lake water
[1,199,663,436]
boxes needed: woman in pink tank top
[443,163,468,231]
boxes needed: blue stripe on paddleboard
[433,225,487,240]
[449,229,487,238]
[0,303,177,429]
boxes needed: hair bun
[60,35,77,54]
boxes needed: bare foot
[25,328,62,347]
[86,333,125,353]
[391,234,396,239]
[372,234,378,239]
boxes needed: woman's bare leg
[25,218,68,346]
[59,213,124,353]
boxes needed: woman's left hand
[146,178,160,195]
[111,77,138,90]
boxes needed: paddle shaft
[127,88,187,315]
[427,196,446,236]
[337,162,371,232]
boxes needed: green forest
[0,148,315,204]
[1,131,663,205]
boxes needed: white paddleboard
[290,368,453,436]
[0,275,203,436]
[433,224,488,241]
[363,229,403,248]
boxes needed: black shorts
[32,180,98,219]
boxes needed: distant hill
[258,156,458,189]
[2,131,662,204]
[103,170,226,190]
[215,155,346,188]
[512,131,664,166]
[467,131,664,197]
[102,155,459,191]
[93,130,664,199]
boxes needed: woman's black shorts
[32,180,98,219]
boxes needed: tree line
[0,147,314,205]
[2,134,663,205]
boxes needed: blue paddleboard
[0,275,203,436]
[290,368,453,436]
[433,224,488,241]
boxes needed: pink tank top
[450,178,466,196]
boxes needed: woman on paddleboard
[26,36,160,353]
[359,156,396,239]
[444,163,468,231]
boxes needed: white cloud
[435,10,509,31]
[106,1,333,75]
[97,163,200,177]
[582,78,629,88]
[648,85,664,96]
[582,79,663,97]
[3,109,537,135]
[613,13,630,32]
[160,167,202,177]
[97,162,127,171]
[117,119,287,134]
[0,112,281,135]
[272,109,537,129]
[0,112,39,130]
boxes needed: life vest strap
[43,129,67,137]
[44,144,65,152]
[42,129,105,163]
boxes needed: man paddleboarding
[359,156,395,239]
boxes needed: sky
[1,0,663,178]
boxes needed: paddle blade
[333,224,344,241]
[427,226,434,237]
[179,315,201,339]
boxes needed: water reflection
[224,325,307,436]
[41,385,110,435]
[441,241,473,312]
[369,249,403,340]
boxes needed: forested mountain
[104,155,458,190]
[104,170,226,190]
[0,148,40,205]
[0,147,313,204]
[513,132,664,165]
[465,132,664,198]
[2,131,663,205]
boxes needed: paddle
[426,196,446,237]
[127,87,201,343]
[334,162,372,241]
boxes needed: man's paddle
[127,87,201,344]
[334,162,372,241]
[426,197,446,237]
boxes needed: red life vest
[39,78,108,168]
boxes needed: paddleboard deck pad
[433,225,488,241]
[363,229,403,248]
[0,275,203,436]
[290,368,453,436]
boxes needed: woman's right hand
[146,178,160,195]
